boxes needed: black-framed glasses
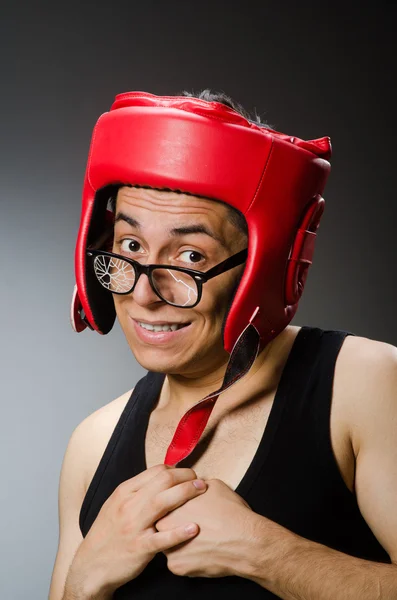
[86,247,248,308]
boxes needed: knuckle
[137,533,154,556]
[155,516,166,532]
[113,480,128,499]
[138,535,150,553]
[152,463,168,475]
[149,494,162,513]
[159,469,175,487]
[180,468,196,481]
[115,494,132,519]
[167,557,186,577]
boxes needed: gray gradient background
[1,2,396,598]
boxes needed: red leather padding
[70,285,87,333]
[284,195,325,306]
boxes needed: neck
[158,325,299,417]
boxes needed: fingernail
[185,523,198,534]
[193,479,206,490]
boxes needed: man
[49,91,397,599]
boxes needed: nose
[131,271,163,306]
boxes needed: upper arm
[48,420,87,600]
[48,388,133,600]
[343,337,397,564]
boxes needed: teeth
[138,322,181,332]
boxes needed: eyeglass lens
[93,254,199,307]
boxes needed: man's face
[112,186,247,378]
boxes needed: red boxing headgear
[71,91,331,464]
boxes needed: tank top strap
[308,327,356,478]
[272,325,356,494]
[282,325,354,394]
[280,325,356,419]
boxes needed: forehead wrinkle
[117,185,224,218]
[114,211,228,250]
[115,187,239,251]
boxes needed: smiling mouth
[135,320,191,332]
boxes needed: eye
[179,250,205,264]
[119,239,142,254]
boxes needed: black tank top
[79,326,390,598]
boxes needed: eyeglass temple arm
[202,248,248,281]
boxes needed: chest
[145,395,273,490]
[144,388,355,494]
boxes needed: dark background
[1,2,396,598]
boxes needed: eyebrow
[114,212,228,249]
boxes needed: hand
[155,478,255,578]
[67,464,208,597]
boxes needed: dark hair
[108,90,274,239]
[180,88,274,129]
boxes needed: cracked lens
[155,269,198,307]
[94,255,134,293]
[94,255,198,306]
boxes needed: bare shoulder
[49,388,134,599]
[334,333,397,454]
[76,388,134,493]
[335,332,397,391]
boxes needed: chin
[129,339,229,379]
[132,353,191,375]
[125,340,188,372]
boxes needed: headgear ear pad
[72,92,332,356]
[284,195,325,306]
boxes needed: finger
[140,467,199,497]
[144,523,199,554]
[146,478,207,524]
[118,463,172,494]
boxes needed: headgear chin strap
[72,91,332,465]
